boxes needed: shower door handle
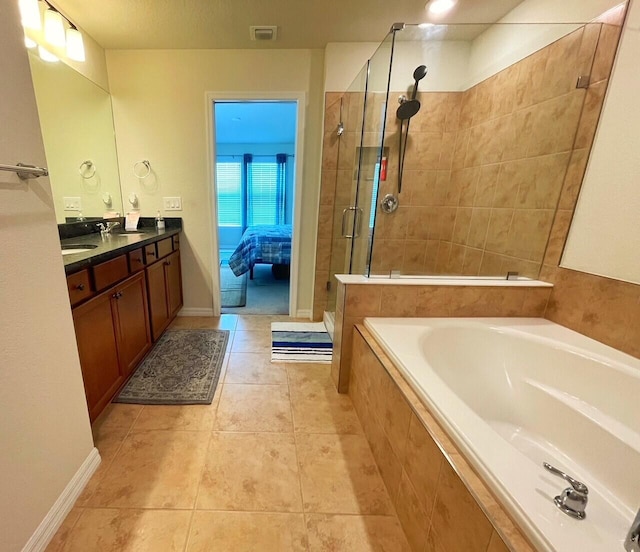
[341,206,360,239]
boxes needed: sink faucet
[543,462,588,519]
[626,508,640,552]
[97,221,120,236]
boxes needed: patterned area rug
[114,329,229,405]
[271,322,332,363]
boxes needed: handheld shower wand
[396,65,427,194]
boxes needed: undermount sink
[61,244,98,256]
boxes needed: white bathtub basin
[363,317,640,552]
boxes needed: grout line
[286,363,311,551]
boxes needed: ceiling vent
[250,26,278,41]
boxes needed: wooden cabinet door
[113,272,152,377]
[164,250,183,319]
[72,292,122,422]
[146,259,170,341]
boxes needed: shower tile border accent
[350,325,533,552]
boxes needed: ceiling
[52,0,525,50]
[215,102,297,144]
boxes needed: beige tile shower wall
[350,327,533,552]
[540,7,640,361]
[370,23,601,279]
[331,282,551,392]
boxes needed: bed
[228,224,292,278]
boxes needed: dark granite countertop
[61,219,182,275]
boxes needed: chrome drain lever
[543,462,588,520]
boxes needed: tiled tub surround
[331,276,552,393]
[360,318,640,552]
[350,325,530,552]
[313,10,625,321]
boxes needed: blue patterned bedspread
[228,225,292,276]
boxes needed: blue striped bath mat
[271,322,333,363]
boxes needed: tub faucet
[625,508,640,552]
[543,462,588,520]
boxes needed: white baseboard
[22,447,101,552]
[295,309,312,320]
[323,310,335,341]
[178,308,215,317]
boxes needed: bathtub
[363,317,640,552]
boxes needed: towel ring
[78,160,96,179]
[133,160,151,179]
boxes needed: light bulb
[66,27,85,61]
[427,0,457,15]
[19,0,41,30]
[44,8,65,47]
[24,34,37,49]
[38,45,59,62]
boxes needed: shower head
[411,65,428,100]
[396,99,421,121]
[413,65,428,82]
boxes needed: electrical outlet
[63,197,82,211]
[163,197,182,211]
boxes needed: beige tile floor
[47,315,410,552]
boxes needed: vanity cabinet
[147,249,183,341]
[72,271,151,421]
[65,229,182,421]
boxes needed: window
[247,161,280,226]
[216,154,287,228]
[216,157,242,227]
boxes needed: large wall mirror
[28,54,123,223]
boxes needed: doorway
[210,99,300,316]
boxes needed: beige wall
[0,3,95,551]
[106,48,325,315]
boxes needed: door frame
[205,91,306,317]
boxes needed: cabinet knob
[112,291,123,299]
[165,261,171,266]
[148,252,155,257]
[76,283,85,291]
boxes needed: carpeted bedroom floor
[221,264,289,315]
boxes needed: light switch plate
[63,196,81,211]
[163,196,182,211]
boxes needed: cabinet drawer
[93,254,129,292]
[67,270,93,306]
[157,237,173,260]
[128,248,145,272]
[145,243,158,264]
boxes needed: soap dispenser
[156,210,165,230]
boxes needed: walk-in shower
[321,15,618,318]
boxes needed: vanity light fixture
[38,44,59,62]
[44,5,65,47]
[426,0,457,15]
[18,0,86,63]
[24,34,37,48]
[66,25,85,61]
[18,0,41,30]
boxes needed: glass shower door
[324,31,395,316]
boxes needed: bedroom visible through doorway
[213,101,297,315]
